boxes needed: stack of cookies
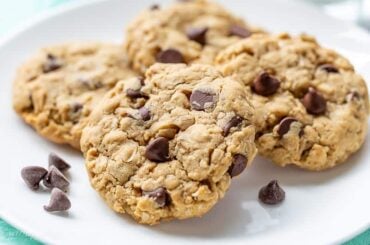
[12,0,369,225]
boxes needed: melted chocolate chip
[48,153,70,171]
[21,166,48,190]
[228,154,247,177]
[145,137,170,162]
[190,90,216,111]
[126,88,147,99]
[302,88,326,115]
[44,188,71,212]
[156,49,184,64]
[229,25,251,38]
[43,166,70,192]
[143,187,169,207]
[252,72,280,96]
[223,116,243,136]
[43,54,62,73]
[319,64,339,73]
[186,27,208,45]
[277,117,298,136]
[139,107,151,121]
[258,180,285,205]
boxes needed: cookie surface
[125,0,263,74]
[81,64,257,224]
[13,42,137,149]
[216,33,369,171]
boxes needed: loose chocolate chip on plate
[43,54,62,73]
[21,166,48,190]
[43,166,70,191]
[223,116,243,136]
[258,180,285,205]
[277,117,298,136]
[319,64,339,73]
[228,154,247,177]
[302,87,326,115]
[143,187,169,207]
[190,90,216,111]
[44,188,71,212]
[49,153,70,172]
[156,49,184,64]
[145,137,170,162]
[186,27,208,45]
[252,72,280,96]
[229,24,251,38]
[139,107,151,121]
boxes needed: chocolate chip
[139,107,151,121]
[229,25,251,38]
[43,54,62,73]
[302,87,326,115]
[319,64,339,73]
[252,72,280,96]
[126,88,148,99]
[186,27,208,45]
[277,117,298,136]
[223,116,243,136]
[150,4,160,10]
[21,166,48,190]
[156,49,184,64]
[145,137,170,162]
[48,153,70,172]
[348,91,360,101]
[71,103,83,113]
[143,187,169,207]
[43,166,69,191]
[228,154,247,177]
[190,90,216,111]
[44,188,71,212]
[258,180,285,205]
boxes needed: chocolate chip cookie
[216,33,369,171]
[80,64,257,224]
[13,42,137,149]
[125,0,264,74]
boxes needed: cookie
[81,64,257,224]
[13,42,137,149]
[125,0,264,74]
[216,33,369,171]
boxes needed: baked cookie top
[81,64,257,224]
[216,33,369,171]
[125,0,264,74]
[13,42,137,149]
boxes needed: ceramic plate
[0,0,369,244]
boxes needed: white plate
[0,0,369,244]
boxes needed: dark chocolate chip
[186,27,208,45]
[126,88,148,99]
[43,166,70,191]
[150,4,160,10]
[190,90,216,111]
[348,91,360,101]
[48,153,70,172]
[258,180,285,205]
[302,87,326,115]
[21,166,48,190]
[229,24,251,38]
[252,72,280,96]
[228,154,247,177]
[71,103,83,113]
[143,187,169,207]
[44,188,71,212]
[139,107,151,121]
[222,116,243,136]
[277,117,298,136]
[156,49,184,64]
[145,137,170,162]
[319,64,339,73]
[43,54,62,73]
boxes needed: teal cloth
[0,0,368,244]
